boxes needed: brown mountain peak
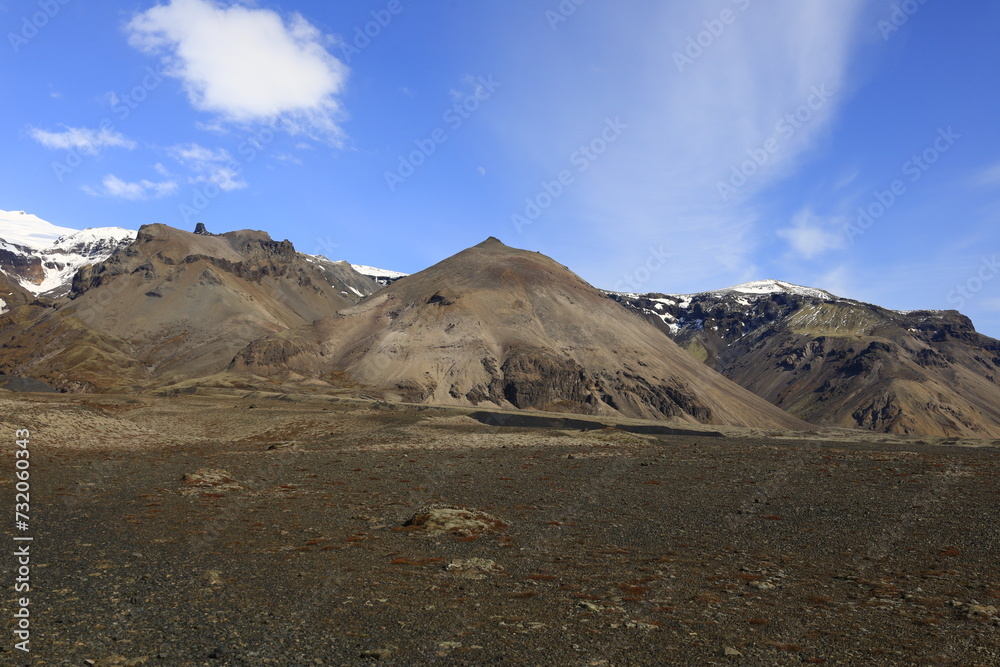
[235,241,806,430]
[474,236,507,249]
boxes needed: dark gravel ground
[2,398,999,666]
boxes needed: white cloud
[271,153,303,166]
[29,125,136,154]
[169,142,247,191]
[777,209,847,259]
[84,174,178,200]
[126,0,348,142]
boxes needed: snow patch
[349,264,408,280]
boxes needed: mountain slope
[611,281,1000,437]
[0,209,137,297]
[233,238,806,430]
[0,224,379,390]
[0,271,33,314]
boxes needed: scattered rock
[182,468,235,485]
[88,657,146,667]
[360,647,394,660]
[577,601,602,613]
[445,558,504,579]
[208,644,230,659]
[404,506,509,537]
[180,469,243,495]
[267,441,299,451]
[749,580,777,591]
[202,570,223,586]
[966,604,998,621]
[724,646,743,657]
[624,620,658,630]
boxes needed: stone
[403,506,508,537]
[202,570,223,586]
[967,604,998,621]
[208,644,230,659]
[359,648,394,660]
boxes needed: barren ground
[1,392,998,666]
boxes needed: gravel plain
[1,393,998,666]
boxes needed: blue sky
[3,0,1000,337]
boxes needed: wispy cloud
[505,1,874,291]
[169,143,247,191]
[777,208,847,259]
[126,0,348,143]
[977,162,1000,187]
[29,125,136,154]
[83,174,177,200]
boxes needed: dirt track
[1,393,998,665]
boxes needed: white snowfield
[0,209,77,250]
[0,209,137,296]
[678,279,838,301]
[348,264,409,280]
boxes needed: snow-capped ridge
[0,211,139,297]
[671,279,837,301]
[51,227,137,251]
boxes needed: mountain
[0,223,379,391]
[0,209,136,298]
[232,238,806,430]
[610,280,1000,437]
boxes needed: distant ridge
[612,283,1000,437]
